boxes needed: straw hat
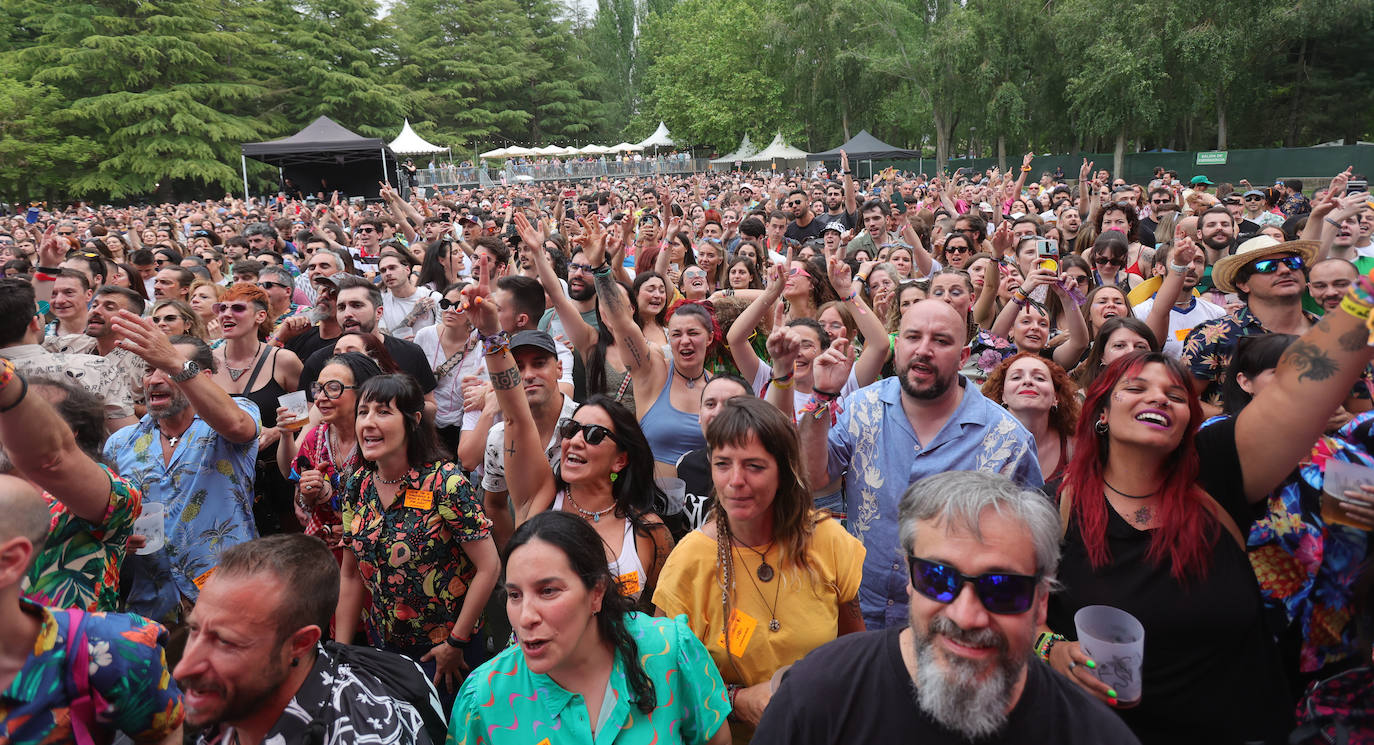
[1210,235,1318,294]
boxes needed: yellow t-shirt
[652,515,865,688]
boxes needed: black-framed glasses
[310,380,358,399]
[945,245,972,255]
[908,556,1040,615]
[355,227,376,233]
[568,262,594,274]
[1250,255,1304,274]
[557,418,623,447]
[1150,198,1172,205]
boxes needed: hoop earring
[1094,419,1109,435]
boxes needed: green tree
[0,73,97,201]
[11,0,272,198]
[585,0,639,137]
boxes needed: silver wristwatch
[170,359,200,383]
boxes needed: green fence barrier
[834,145,1374,191]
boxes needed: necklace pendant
[686,379,695,389]
[768,619,780,632]
[592,512,600,523]
[756,562,774,582]
[227,367,246,382]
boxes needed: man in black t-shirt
[297,278,437,398]
[784,188,825,244]
[755,472,1138,745]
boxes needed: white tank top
[553,492,647,601]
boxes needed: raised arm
[798,338,853,489]
[514,212,598,357]
[1076,159,1094,216]
[0,361,116,523]
[465,255,555,524]
[380,183,420,244]
[826,252,889,385]
[1144,231,1196,348]
[973,259,1007,330]
[111,312,258,443]
[1234,282,1374,502]
[585,218,663,387]
[841,150,857,215]
[727,269,784,384]
[897,221,935,277]
[1048,278,1090,370]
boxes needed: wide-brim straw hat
[1210,236,1319,294]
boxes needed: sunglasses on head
[311,380,358,400]
[1249,255,1304,274]
[908,556,1040,615]
[212,301,253,315]
[557,418,623,447]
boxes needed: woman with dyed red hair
[1040,289,1374,745]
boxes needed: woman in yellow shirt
[653,397,866,742]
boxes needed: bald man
[798,300,1042,629]
[0,475,184,743]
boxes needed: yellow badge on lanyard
[715,608,758,656]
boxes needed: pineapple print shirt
[105,397,261,622]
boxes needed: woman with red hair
[1041,288,1374,745]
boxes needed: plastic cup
[278,391,309,431]
[1074,605,1145,705]
[655,477,687,515]
[133,502,165,555]
[1321,459,1374,530]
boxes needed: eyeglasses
[151,314,185,325]
[438,297,465,310]
[1150,198,1173,205]
[57,230,75,237]
[1094,255,1123,267]
[212,302,253,315]
[908,556,1040,615]
[1243,196,1263,202]
[258,281,289,291]
[311,380,358,400]
[945,245,971,255]
[568,262,594,274]
[1067,274,1091,286]
[787,200,804,206]
[1249,255,1304,274]
[355,227,376,234]
[557,418,623,447]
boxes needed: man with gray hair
[755,472,1137,744]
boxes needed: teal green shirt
[448,613,730,745]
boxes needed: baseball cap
[1242,189,1265,198]
[1190,175,1215,186]
[457,214,480,227]
[510,330,558,356]
[821,221,845,235]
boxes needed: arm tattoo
[1282,340,1340,382]
[490,366,521,391]
[595,270,623,314]
[1338,326,1367,353]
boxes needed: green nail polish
[1107,688,1117,699]
[1085,659,1096,669]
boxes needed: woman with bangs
[981,351,1079,483]
[210,282,305,534]
[654,397,865,741]
[468,254,674,610]
[336,374,499,709]
[1040,288,1374,745]
[1094,200,1153,278]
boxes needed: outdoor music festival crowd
[1,151,1373,745]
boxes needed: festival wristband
[812,386,842,401]
[1341,294,1373,320]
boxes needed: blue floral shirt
[105,398,260,621]
[824,376,1042,630]
[0,600,183,744]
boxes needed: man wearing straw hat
[1180,235,1320,413]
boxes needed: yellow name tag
[403,489,434,510]
[1175,327,1191,341]
[616,570,641,597]
[715,608,758,656]
[192,567,216,590]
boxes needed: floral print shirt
[342,460,492,652]
[24,465,141,612]
[0,600,183,744]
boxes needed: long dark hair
[416,239,453,290]
[1221,334,1296,415]
[556,394,665,522]
[631,271,668,329]
[321,352,384,396]
[1074,316,1159,390]
[354,374,445,469]
[505,511,656,713]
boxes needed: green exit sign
[1196,151,1228,165]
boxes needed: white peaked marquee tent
[744,133,810,162]
[711,134,758,164]
[636,121,676,149]
[388,119,448,155]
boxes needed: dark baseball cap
[510,330,557,356]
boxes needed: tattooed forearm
[491,366,521,391]
[1282,340,1340,382]
[595,270,623,313]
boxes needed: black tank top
[234,346,287,428]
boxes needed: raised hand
[811,337,855,393]
[461,255,500,336]
[1022,152,1034,169]
[990,221,1015,259]
[572,216,608,267]
[1079,158,1093,183]
[512,211,542,249]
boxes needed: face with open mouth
[1088,288,1128,330]
[1102,361,1191,447]
[504,537,606,677]
[558,405,625,485]
[356,396,411,464]
[667,313,711,373]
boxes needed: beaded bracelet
[1034,631,1066,662]
[842,290,859,302]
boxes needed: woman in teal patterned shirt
[448,511,731,745]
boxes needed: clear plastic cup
[1074,604,1145,705]
[1322,459,1374,530]
[278,391,310,431]
[133,502,165,555]
[655,477,687,515]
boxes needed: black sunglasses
[557,418,623,447]
[258,281,290,290]
[908,556,1040,615]
[438,297,465,310]
[310,380,358,400]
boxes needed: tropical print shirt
[0,600,183,744]
[104,398,260,622]
[448,613,731,745]
[24,465,141,612]
[342,460,492,652]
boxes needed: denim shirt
[825,376,1043,630]
[105,397,260,621]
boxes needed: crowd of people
[1,151,1373,744]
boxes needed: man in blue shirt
[801,300,1042,630]
[105,312,260,624]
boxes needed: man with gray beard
[753,472,1137,744]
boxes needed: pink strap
[65,608,102,745]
